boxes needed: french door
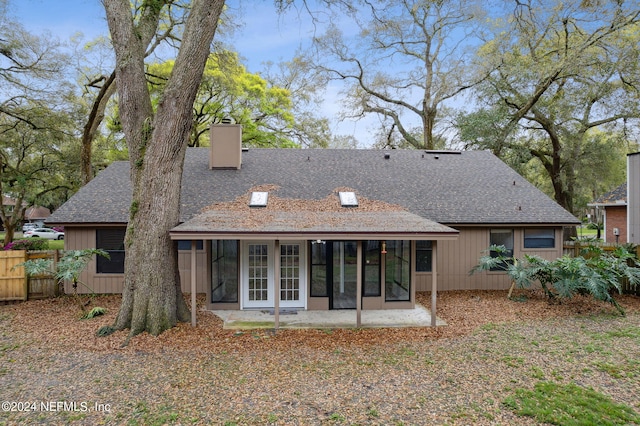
[242,241,306,309]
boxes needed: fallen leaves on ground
[3,289,638,355]
[2,290,640,425]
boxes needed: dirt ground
[1,290,639,425]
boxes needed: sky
[10,0,376,145]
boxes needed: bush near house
[471,244,640,315]
[3,238,49,251]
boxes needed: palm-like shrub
[471,245,640,315]
[19,249,110,317]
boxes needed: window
[524,228,555,249]
[177,240,204,250]
[385,240,410,302]
[211,240,238,303]
[416,241,433,272]
[489,229,513,271]
[310,241,328,297]
[363,241,380,296]
[96,228,126,274]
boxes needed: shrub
[471,244,640,315]
[4,238,49,251]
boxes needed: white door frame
[241,241,275,309]
[240,240,307,310]
[278,241,306,309]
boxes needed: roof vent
[249,191,268,207]
[384,153,390,160]
[338,191,358,207]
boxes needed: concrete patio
[211,304,447,329]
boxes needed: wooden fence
[0,250,27,301]
[563,240,640,258]
[563,241,640,296]
[0,250,59,302]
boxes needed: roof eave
[169,230,459,241]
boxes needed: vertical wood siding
[629,154,640,244]
[66,226,565,296]
[66,227,207,294]
[416,227,565,292]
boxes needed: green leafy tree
[0,105,80,245]
[0,5,78,243]
[458,0,640,215]
[146,52,297,147]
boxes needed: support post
[356,240,362,327]
[190,240,197,327]
[274,239,280,330]
[431,240,438,327]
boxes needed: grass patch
[503,381,640,425]
[595,360,639,379]
[47,239,64,250]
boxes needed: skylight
[338,191,358,207]
[249,191,268,207]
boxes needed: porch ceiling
[169,209,459,241]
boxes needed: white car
[24,228,64,240]
[22,223,38,232]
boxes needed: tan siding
[67,227,209,295]
[629,154,640,244]
[416,227,566,292]
[178,250,208,293]
[65,226,566,298]
[65,227,124,294]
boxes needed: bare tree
[312,0,483,149]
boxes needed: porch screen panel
[310,241,328,297]
[363,241,380,296]
[211,240,238,303]
[248,244,269,301]
[280,244,300,301]
[385,240,410,301]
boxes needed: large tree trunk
[103,0,225,336]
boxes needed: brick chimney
[209,123,242,169]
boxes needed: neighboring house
[1,196,50,228]
[628,153,640,245]
[47,125,579,313]
[24,206,51,228]
[588,183,627,243]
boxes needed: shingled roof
[589,183,627,206]
[47,147,579,226]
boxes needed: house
[1,196,50,228]
[24,206,51,228]
[588,183,627,243]
[587,152,640,245]
[628,153,640,245]
[47,124,579,315]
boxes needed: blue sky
[9,0,381,145]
